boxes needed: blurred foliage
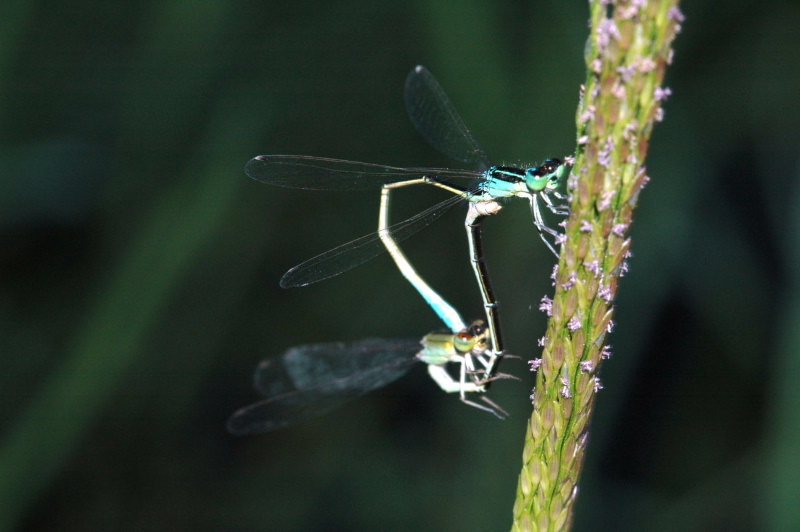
[1,1,799,531]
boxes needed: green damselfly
[227,320,509,434]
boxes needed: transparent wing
[227,338,420,434]
[404,65,488,166]
[280,191,473,288]
[245,155,481,190]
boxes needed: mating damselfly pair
[228,66,569,434]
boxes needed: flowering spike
[513,2,681,530]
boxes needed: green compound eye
[453,331,477,353]
[525,158,564,192]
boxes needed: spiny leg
[540,190,570,215]
[426,362,485,395]
[424,348,509,416]
[477,394,508,419]
[455,354,508,418]
[531,195,562,256]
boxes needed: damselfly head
[453,320,489,354]
[525,158,565,192]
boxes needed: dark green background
[2,1,799,531]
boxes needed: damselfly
[227,320,508,434]
[246,65,569,380]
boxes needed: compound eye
[542,158,562,173]
[454,331,476,353]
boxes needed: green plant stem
[511,1,683,531]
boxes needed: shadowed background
[2,1,799,531]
